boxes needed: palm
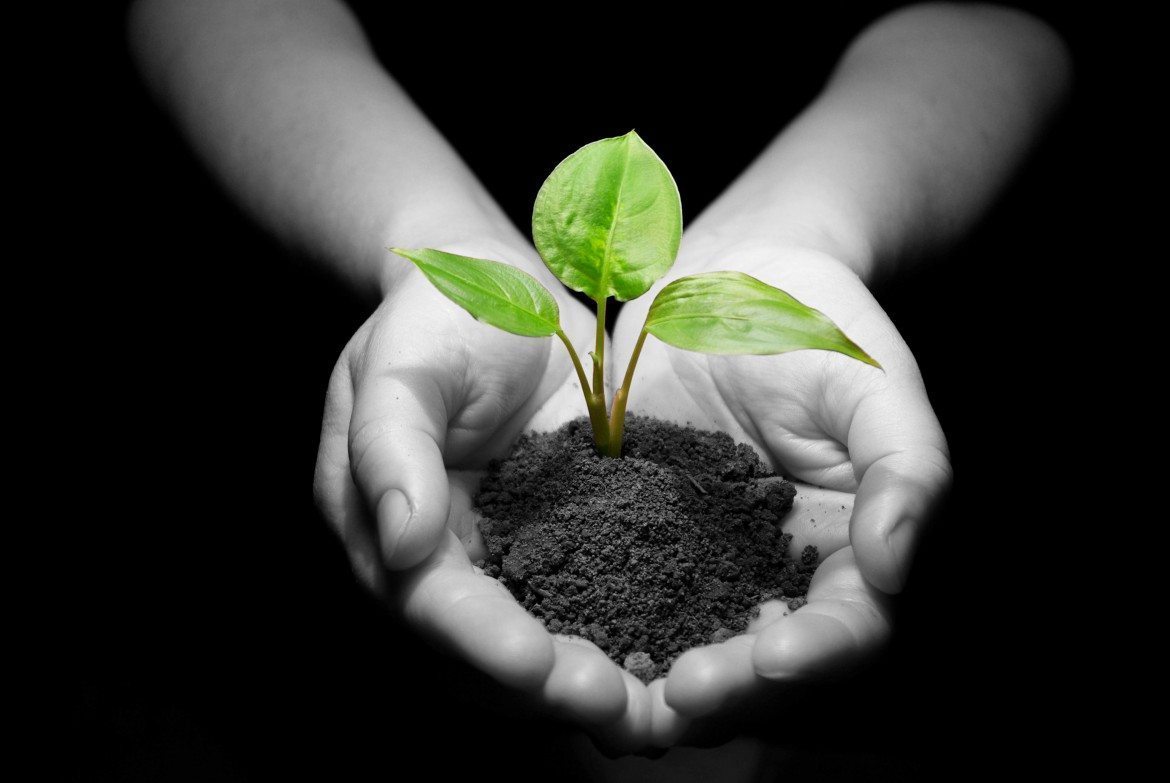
[626,345,867,487]
[317,262,652,753]
[610,246,950,745]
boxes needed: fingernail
[377,489,413,563]
[755,657,798,681]
[753,628,801,680]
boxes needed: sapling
[393,131,880,457]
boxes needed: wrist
[376,203,534,299]
[672,138,883,280]
[674,232,865,288]
[676,222,876,285]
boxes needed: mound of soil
[476,415,817,683]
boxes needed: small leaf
[392,248,561,337]
[532,130,682,303]
[645,271,880,366]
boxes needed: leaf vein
[426,266,556,330]
[598,138,633,299]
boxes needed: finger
[647,678,690,748]
[658,484,857,720]
[847,382,953,592]
[663,634,758,719]
[752,546,892,680]
[446,470,487,560]
[400,531,555,691]
[782,482,854,556]
[543,636,628,726]
[590,671,653,758]
[349,369,451,570]
[313,353,385,593]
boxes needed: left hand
[611,240,952,746]
[313,235,652,753]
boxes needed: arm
[130,0,644,748]
[614,4,1071,744]
[624,1,1072,593]
[128,0,527,297]
[678,2,1072,281]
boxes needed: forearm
[682,3,1072,282]
[129,0,519,298]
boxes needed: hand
[611,240,952,746]
[313,237,654,753]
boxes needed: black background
[79,3,1097,779]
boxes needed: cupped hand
[313,237,652,753]
[611,241,952,746]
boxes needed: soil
[475,415,817,683]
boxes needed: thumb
[848,383,952,593]
[349,369,450,570]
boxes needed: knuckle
[888,445,953,495]
[348,417,399,477]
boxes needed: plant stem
[606,328,649,457]
[557,329,610,451]
[592,296,607,409]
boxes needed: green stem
[588,392,611,452]
[557,329,610,451]
[606,328,649,458]
[556,329,591,397]
[592,296,607,409]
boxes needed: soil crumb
[476,415,817,683]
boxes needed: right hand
[312,236,653,754]
[612,240,951,746]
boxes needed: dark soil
[476,415,817,683]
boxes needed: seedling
[393,132,880,457]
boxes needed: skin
[609,6,1070,742]
[129,0,1071,756]
[615,244,947,745]
[312,235,640,736]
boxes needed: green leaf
[391,248,561,337]
[532,130,682,303]
[645,271,881,366]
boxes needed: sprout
[393,132,879,457]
